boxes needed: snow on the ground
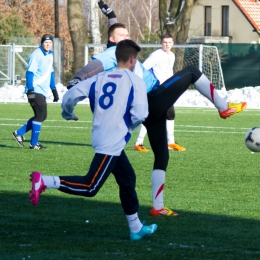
[1,82,260,108]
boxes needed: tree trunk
[67,0,88,73]
[90,0,103,55]
[159,0,195,42]
[159,0,196,71]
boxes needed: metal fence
[0,38,63,86]
[1,41,259,89]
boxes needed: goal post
[84,43,225,90]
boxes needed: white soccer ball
[244,127,260,152]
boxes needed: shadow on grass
[0,191,260,260]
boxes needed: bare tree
[67,0,88,72]
[159,0,196,43]
[159,0,197,71]
[90,0,103,55]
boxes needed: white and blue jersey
[62,68,148,156]
[25,46,55,97]
[92,46,117,71]
[92,47,159,93]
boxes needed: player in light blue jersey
[66,2,247,217]
[29,40,158,241]
[12,34,59,149]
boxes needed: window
[205,6,212,36]
[222,6,229,36]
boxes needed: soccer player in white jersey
[12,34,59,149]
[134,34,185,152]
[29,40,158,241]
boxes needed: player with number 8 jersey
[29,40,158,241]
[62,68,148,155]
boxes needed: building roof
[233,0,260,32]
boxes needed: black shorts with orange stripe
[58,150,139,215]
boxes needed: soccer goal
[85,43,225,90]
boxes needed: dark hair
[116,40,141,63]
[161,33,173,41]
[108,23,127,37]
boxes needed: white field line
[0,118,92,123]
[0,120,248,133]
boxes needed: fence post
[199,44,203,72]
[53,38,61,84]
[84,44,89,65]
[11,43,16,86]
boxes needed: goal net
[85,44,225,90]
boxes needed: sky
[1,82,260,109]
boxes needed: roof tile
[233,0,260,30]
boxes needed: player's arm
[67,60,104,89]
[129,78,149,131]
[98,0,118,26]
[62,78,94,120]
[25,52,39,91]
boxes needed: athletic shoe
[12,132,24,148]
[168,143,186,151]
[130,224,158,241]
[30,142,47,150]
[219,102,247,119]
[29,171,46,206]
[150,206,178,216]
[134,144,149,152]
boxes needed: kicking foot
[150,206,178,216]
[219,102,247,119]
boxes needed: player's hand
[98,0,116,18]
[67,78,81,90]
[73,115,79,121]
[52,89,59,102]
[27,90,36,103]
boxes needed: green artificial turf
[0,103,259,260]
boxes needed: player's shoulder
[123,69,139,79]
[149,48,163,57]
[169,50,175,56]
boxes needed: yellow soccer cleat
[150,206,178,216]
[134,144,149,152]
[219,102,247,119]
[168,143,186,151]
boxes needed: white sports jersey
[62,68,148,156]
[143,48,175,84]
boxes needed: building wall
[188,0,260,43]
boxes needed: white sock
[135,124,147,145]
[42,175,60,189]
[126,213,143,233]
[194,74,228,111]
[167,119,175,144]
[152,169,165,210]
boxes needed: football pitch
[0,103,259,259]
